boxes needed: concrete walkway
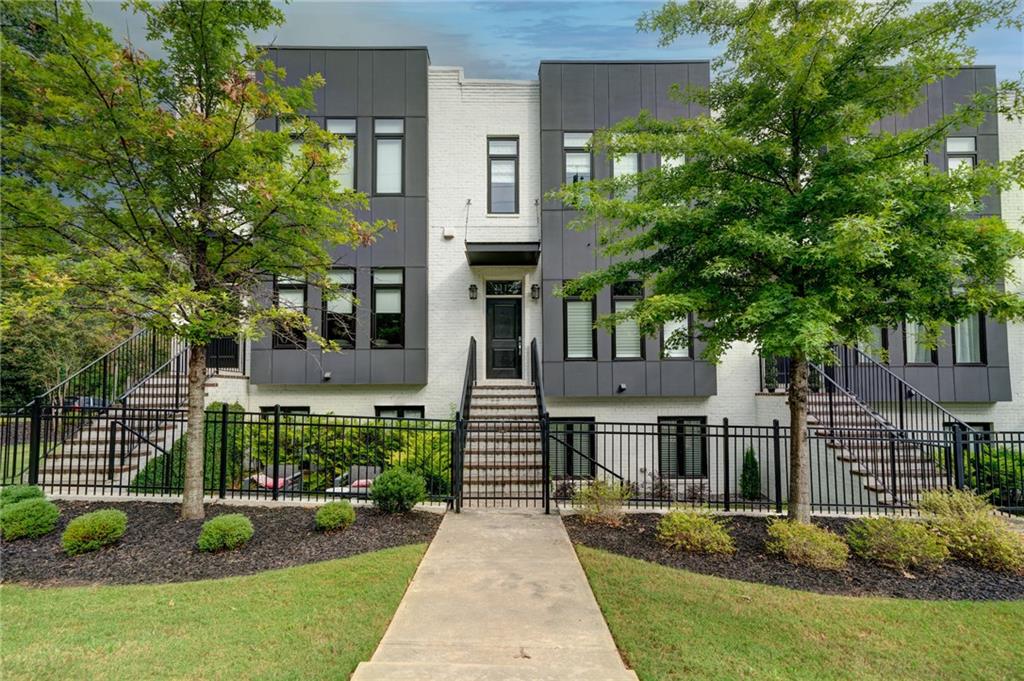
[350,509,637,680]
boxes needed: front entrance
[485,296,522,379]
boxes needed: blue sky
[91,1,1022,81]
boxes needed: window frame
[563,294,597,361]
[952,312,987,366]
[903,322,938,366]
[562,131,593,190]
[611,152,640,200]
[857,327,889,364]
[374,406,425,419]
[322,267,356,350]
[272,276,307,350]
[657,416,708,479]
[259,406,310,419]
[612,281,644,361]
[661,314,693,360]
[371,268,405,349]
[373,118,404,196]
[326,118,357,191]
[549,418,596,479]
[487,136,519,215]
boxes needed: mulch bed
[564,513,1024,601]
[1,500,441,587]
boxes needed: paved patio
[350,508,637,680]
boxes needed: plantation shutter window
[612,281,643,359]
[954,313,983,364]
[565,299,595,360]
[662,317,690,358]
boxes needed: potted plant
[763,357,779,393]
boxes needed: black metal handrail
[452,337,476,512]
[530,338,551,513]
[548,431,624,482]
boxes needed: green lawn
[2,544,425,681]
[576,546,1024,681]
[2,444,29,484]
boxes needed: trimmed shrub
[919,490,1024,574]
[315,500,356,531]
[846,517,948,573]
[765,519,848,570]
[370,468,427,513]
[61,509,127,555]
[657,510,735,555]
[1,498,60,540]
[0,484,45,509]
[739,448,761,501]
[574,480,632,526]
[197,513,254,552]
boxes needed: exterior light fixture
[617,383,627,393]
[468,284,478,300]
[531,284,541,300]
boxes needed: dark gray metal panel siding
[253,48,429,386]
[539,60,717,398]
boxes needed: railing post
[450,416,459,512]
[772,419,783,514]
[219,403,229,499]
[898,388,906,431]
[102,355,110,405]
[28,401,41,486]
[150,331,158,371]
[827,376,835,433]
[952,423,966,491]
[272,404,281,501]
[541,412,551,515]
[888,432,899,505]
[107,419,118,481]
[722,417,730,512]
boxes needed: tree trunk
[180,344,207,520]
[787,356,812,523]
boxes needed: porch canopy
[464,241,540,267]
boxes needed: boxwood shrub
[315,500,356,531]
[62,509,127,555]
[920,490,1024,574]
[657,510,735,555]
[846,517,948,572]
[370,468,427,513]
[0,484,45,509]
[198,513,254,552]
[1,497,60,540]
[765,519,849,570]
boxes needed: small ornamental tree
[554,0,1024,522]
[740,448,761,501]
[1,1,390,519]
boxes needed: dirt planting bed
[564,513,1024,601]
[1,500,441,586]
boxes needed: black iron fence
[2,406,1020,515]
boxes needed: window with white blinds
[565,299,595,359]
[374,119,404,195]
[954,313,983,364]
[662,317,690,358]
[613,281,643,359]
[327,119,356,191]
[658,417,707,478]
[613,153,639,200]
[549,419,595,479]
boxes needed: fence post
[772,419,783,514]
[541,412,551,515]
[722,417,730,512]
[107,419,118,481]
[28,401,41,486]
[102,355,110,405]
[888,432,899,505]
[272,404,281,501]
[219,403,229,499]
[952,423,966,491]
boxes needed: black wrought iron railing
[530,338,551,513]
[451,337,477,512]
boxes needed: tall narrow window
[549,419,596,479]
[658,416,707,478]
[327,119,356,191]
[612,281,643,359]
[371,269,403,348]
[564,132,592,186]
[858,326,888,363]
[564,296,595,360]
[662,316,691,359]
[946,137,976,174]
[612,153,639,200]
[273,276,306,349]
[660,154,685,170]
[374,119,403,195]
[488,138,518,214]
[954,313,984,364]
[904,322,936,364]
[323,268,356,349]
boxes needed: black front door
[486,298,522,379]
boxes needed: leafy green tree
[555,0,1024,521]
[1,0,389,519]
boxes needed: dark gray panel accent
[661,360,694,396]
[404,198,428,267]
[693,361,717,396]
[943,69,975,133]
[372,51,406,116]
[655,63,687,120]
[323,50,358,115]
[272,351,308,384]
[404,267,428,350]
[541,212,563,280]
[952,366,990,402]
[371,350,405,383]
[405,51,428,117]
[985,318,1008,365]
[355,349,371,383]
[405,116,428,197]
[645,361,662,395]
[357,51,374,115]
[405,349,427,384]
[561,64,596,130]
[611,362,646,395]
[608,64,642,123]
[542,362,564,395]
[541,281,562,363]
[540,63,561,130]
[640,64,657,114]
[686,63,710,118]
[309,51,326,114]
[369,198,405,264]
[985,367,1012,401]
[322,351,357,385]
[597,361,613,395]
[562,223,598,279]
[593,64,610,130]
[976,68,998,134]
[249,350,272,383]
[540,131,564,210]
[564,362,598,395]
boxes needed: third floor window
[488,138,519,214]
[374,119,404,195]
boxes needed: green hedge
[62,509,127,555]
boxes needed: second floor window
[613,281,643,359]
[954,313,984,364]
[946,137,976,174]
[612,153,639,200]
[323,268,356,349]
[564,132,592,186]
[858,326,888,363]
[327,119,356,191]
[488,138,518,214]
[904,322,936,365]
[565,296,596,360]
[374,119,404,195]
[371,269,403,348]
[273,276,306,349]
[662,316,691,359]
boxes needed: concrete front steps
[461,382,545,507]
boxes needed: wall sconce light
[617,383,627,393]
[531,284,541,300]
[468,284,478,300]
[322,371,332,383]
